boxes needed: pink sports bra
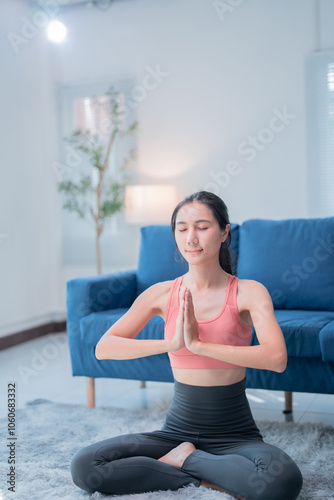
[164,274,253,369]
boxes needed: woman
[71,191,303,500]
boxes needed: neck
[186,263,229,291]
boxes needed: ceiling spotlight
[47,20,67,43]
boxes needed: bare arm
[95,281,184,360]
[184,280,287,373]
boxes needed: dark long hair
[171,191,233,274]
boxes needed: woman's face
[174,201,230,266]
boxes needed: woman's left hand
[184,288,201,353]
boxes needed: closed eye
[178,227,208,232]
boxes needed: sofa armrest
[66,270,137,341]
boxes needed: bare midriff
[172,367,246,386]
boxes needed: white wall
[55,0,315,224]
[1,0,334,337]
[0,1,63,336]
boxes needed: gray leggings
[71,379,303,500]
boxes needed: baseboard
[0,320,67,351]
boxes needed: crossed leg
[71,432,302,499]
[71,432,200,495]
[159,442,246,500]
[160,440,302,500]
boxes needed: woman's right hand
[169,286,186,352]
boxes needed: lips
[186,249,203,253]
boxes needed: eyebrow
[176,219,213,225]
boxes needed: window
[56,80,136,267]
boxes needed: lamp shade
[125,185,178,224]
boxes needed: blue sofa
[66,217,334,408]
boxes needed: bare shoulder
[237,278,273,306]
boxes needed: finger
[184,290,192,322]
[185,289,193,312]
[180,297,185,318]
[178,289,186,319]
[179,286,186,304]
[181,288,186,305]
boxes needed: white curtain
[305,51,334,218]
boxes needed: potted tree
[57,87,137,274]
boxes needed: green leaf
[58,85,137,232]
[92,145,104,170]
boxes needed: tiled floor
[0,332,333,426]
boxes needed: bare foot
[201,481,246,500]
[158,442,196,468]
[201,480,226,492]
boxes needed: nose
[187,229,198,244]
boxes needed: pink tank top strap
[225,275,239,309]
[165,275,183,325]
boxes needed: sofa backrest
[136,224,240,295]
[136,225,188,295]
[236,217,334,311]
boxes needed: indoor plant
[57,87,137,274]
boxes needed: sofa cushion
[137,224,240,295]
[237,217,334,310]
[319,321,334,362]
[246,356,334,394]
[250,309,334,360]
[77,309,173,381]
[80,309,129,345]
[80,308,165,345]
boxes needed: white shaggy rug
[1,399,334,500]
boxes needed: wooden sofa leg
[86,377,95,409]
[140,381,146,388]
[283,391,293,413]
